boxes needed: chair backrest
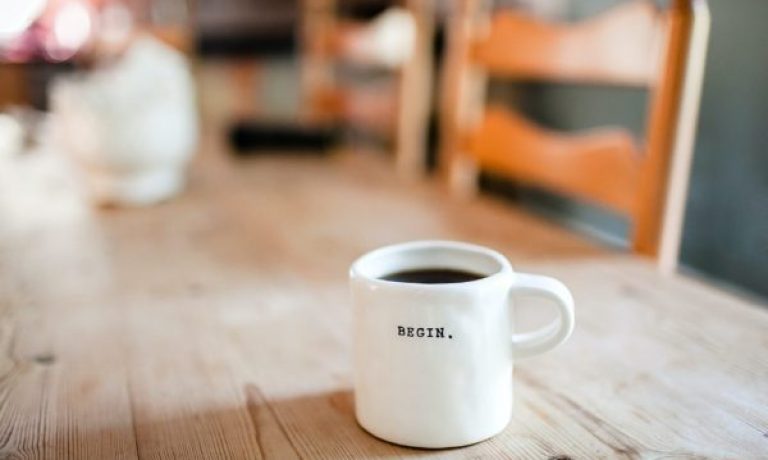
[126,0,197,54]
[439,0,710,271]
[301,0,435,178]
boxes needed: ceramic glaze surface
[351,241,574,448]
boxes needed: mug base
[356,417,509,450]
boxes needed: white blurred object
[53,2,92,49]
[348,8,416,68]
[51,35,198,206]
[369,8,416,67]
[0,114,25,158]
[0,0,47,40]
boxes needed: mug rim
[350,240,513,290]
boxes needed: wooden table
[1,129,767,459]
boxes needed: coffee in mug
[379,267,485,284]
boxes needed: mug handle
[509,273,575,359]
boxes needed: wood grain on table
[1,129,767,459]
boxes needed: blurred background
[0,0,765,301]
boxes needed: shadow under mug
[350,240,575,448]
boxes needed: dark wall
[678,0,768,299]
[488,0,768,300]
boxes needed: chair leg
[448,153,480,197]
[439,0,489,197]
[395,0,435,179]
[230,59,260,118]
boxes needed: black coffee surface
[380,268,485,284]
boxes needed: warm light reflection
[47,1,92,60]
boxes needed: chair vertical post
[300,0,337,125]
[657,0,710,274]
[633,0,709,271]
[633,0,690,258]
[439,0,489,196]
[395,0,436,179]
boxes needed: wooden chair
[439,0,710,272]
[301,0,435,178]
[89,0,197,57]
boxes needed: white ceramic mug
[350,240,575,448]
